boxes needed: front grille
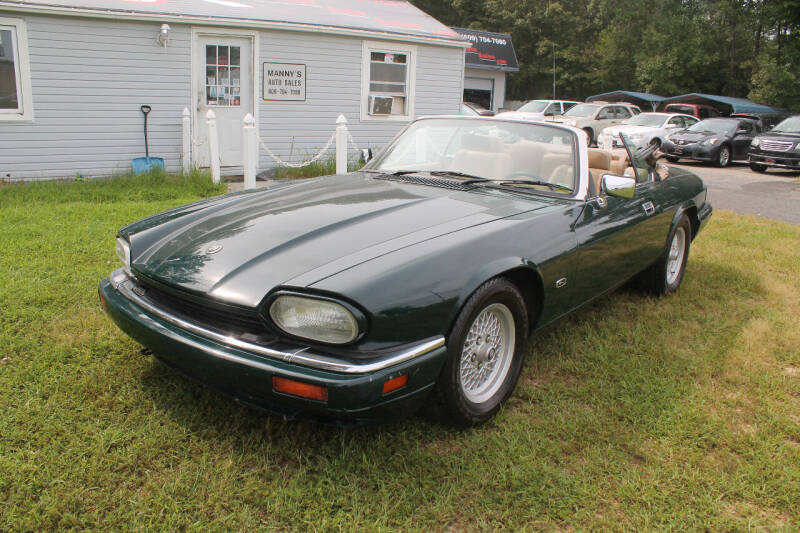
[760,140,793,152]
[674,139,695,146]
[375,174,478,191]
[136,279,277,344]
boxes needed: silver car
[598,113,699,150]
[551,102,642,145]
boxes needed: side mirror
[360,148,373,164]
[601,174,636,199]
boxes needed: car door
[732,121,755,159]
[614,106,633,125]
[569,134,667,302]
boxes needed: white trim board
[0,16,33,122]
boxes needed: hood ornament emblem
[206,244,223,255]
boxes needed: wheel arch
[446,259,545,338]
[672,203,700,242]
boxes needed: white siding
[254,30,463,169]
[0,12,464,180]
[0,13,191,179]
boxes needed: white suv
[498,100,581,121]
[550,102,642,145]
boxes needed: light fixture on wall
[156,24,170,47]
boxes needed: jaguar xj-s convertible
[99,117,712,426]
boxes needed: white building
[454,27,518,113]
[0,0,467,179]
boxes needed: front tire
[716,145,731,167]
[666,155,680,163]
[640,215,692,296]
[435,278,528,426]
[749,162,767,173]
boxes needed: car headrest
[460,133,504,152]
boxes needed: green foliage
[411,0,800,109]
[272,155,364,180]
[0,168,225,205]
[749,55,800,111]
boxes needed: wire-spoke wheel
[665,226,686,286]
[459,303,515,404]
[638,214,692,296]
[435,278,528,426]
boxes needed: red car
[663,103,721,120]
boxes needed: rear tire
[435,278,528,426]
[749,162,768,173]
[639,215,692,296]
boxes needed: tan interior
[451,134,514,180]
[588,148,631,194]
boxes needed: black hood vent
[374,174,479,191]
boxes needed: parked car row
[465,98,798,173]
[660,114,800,171]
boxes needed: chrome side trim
[109,270,445,374]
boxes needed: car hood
[125,172,556,307]
[602,125,661,137]
[499,111,546,121]
[668,130,725,143]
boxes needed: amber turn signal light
[272,376,328,402]
[382,374,408,395]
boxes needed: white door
[194,34,253,168]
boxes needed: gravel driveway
[669,161,800,225]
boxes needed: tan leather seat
[507,140,545,177]
[451,134,513,180]
[587,149,612,194]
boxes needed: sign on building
[263,63,306,101]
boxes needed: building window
[361,41,415,121]
[205,44,241,106]
[0,18,33,122]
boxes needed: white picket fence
[180,107,357,189]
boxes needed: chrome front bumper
[106,269,445,375]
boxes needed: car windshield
[364,118,578,194]
[771,116,800,133]
[564,103,600,118]
[666,105,694,115]
[517,101,550,113]
[623,113,668,127]
[687,119,736,135]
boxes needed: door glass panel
[0,28,19,110]
[620,132,650,183]
[205,44,241,106]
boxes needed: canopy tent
[585,90,666,111]
[659,93,783,114]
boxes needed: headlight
[565,119,577,127]
[704,137,719,145]
[629,133,643,141]
[115,237,131,276]
[751,137,761,147]
[268,294,361,344]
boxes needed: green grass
[273,155,364,179]
[1,174,798,531]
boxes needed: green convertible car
[99,117,712,426]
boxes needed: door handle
[642,201,655,216]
